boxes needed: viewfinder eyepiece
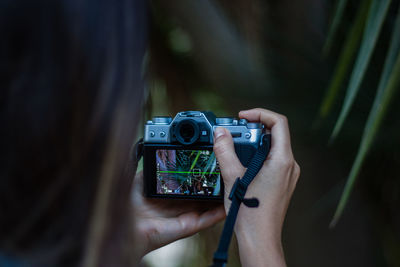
[175,119,199,145]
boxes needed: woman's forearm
[235,224,286,267]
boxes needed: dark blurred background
[142,0,400,266]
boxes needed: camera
[143,111,264,200]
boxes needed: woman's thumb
[213,127,245,189]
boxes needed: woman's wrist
[234,217,286,267]
[235,230,285,266]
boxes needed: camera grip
[234,143,258,167]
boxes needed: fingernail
[214,127,225,140]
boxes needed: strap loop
[243,198,259,208]
[228,178,245,201]
[229,178,259,208]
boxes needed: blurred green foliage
[321,0,400,226]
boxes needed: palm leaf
[190,151,202,170]
[330,7,400,227]
[318,0,371,120]
[203,153,217,175]
[323,0,349,55]
[330,0,392,141]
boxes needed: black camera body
[143,111,264,200]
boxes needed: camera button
[201,130,208,136]
[160,131,166,137]
[245,132,251,139]
[150,131,155,137]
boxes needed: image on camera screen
[155,149,221,196]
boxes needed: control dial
[216,117,234,125]
[247,122,261,129]
[152,116,172,124]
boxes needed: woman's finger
[213,127,246,191]
[175,206,225,238]
[196,205,225,229]
[239,108,293,157]
[144,205,225,250]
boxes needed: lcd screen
[155,149,221,196]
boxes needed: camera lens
[175,119,200,145]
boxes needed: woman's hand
[213,108,300,267]
[132,172,225,258]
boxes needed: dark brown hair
[0,0,147,266]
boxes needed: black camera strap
[134,138,144,163]
[211,133,271,267]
